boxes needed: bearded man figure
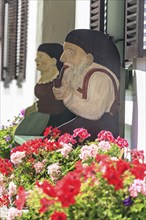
[53,29,121,140]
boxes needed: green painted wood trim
[14,135,44,145]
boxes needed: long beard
[64,60,88,91]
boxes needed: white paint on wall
[75,0,90,29]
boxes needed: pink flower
[8,182,17,198]
[10,151,25,164]
[97,130,115,142]
[131,149,145,163]
[57,143,73,158]
[129,179,146,197]
[34,161,45,173]
[79,144,98,161]
[58,133,76,145]
[115,136,129,148]
[7,207,22,220]
[47,163,61,181]
[73,128,91,141]
[0,184,6,196]
[98,140,111,151]
[15,186,27,210]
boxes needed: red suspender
[77,68,119,116]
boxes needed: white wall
[0,0,38,126]
[75,0,90,29]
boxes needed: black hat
[37,43,63,71]
[65,29,120,78]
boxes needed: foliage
[0,113,23,159]
[0,127,146,220]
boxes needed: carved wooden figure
[53,29,121,140]
[15,43,75,136]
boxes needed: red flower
[0,195,10,207]
[103,165,123,190]
[15,186,27,210]
[73,128,91,141]
[51,211,67,220]
[55,172,81,207]
[36,180,56,197]
[116,160,130,175]
[129,160,146,180]
[43,126,61,138]
[43,126,53,136]
[0,158,13,176]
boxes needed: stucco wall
[42,0,75,44]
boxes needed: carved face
[35,51,54,72]
[60,42,88,67]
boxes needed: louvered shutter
[6,0,18,87]
[90,0,107,32]
[16,0,28,87]
[1,0,28,88]
[0,0,5,79]
[124,0,144,62]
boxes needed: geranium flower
[58,133,76,145]
[51,211,67,220]
[36,180,56,197]
[47,163,62,181]
[131,149,145,162]
[39,197,55,214]
[97,140,111,151]
[79,144,98,161]
[103,164,123,190]
[10,151,26,164]
[15,186,27,210]
[57,143,73,158]
[8,181,17,198]
[129,179,146,197]
[7,207,22,220]
[115,136,129,148]
[43,126,61,139]
[73,128,91,142]
[0,158,14,175]
[97,130,115,142]
[34,161,45,173]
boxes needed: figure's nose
[60,52,66,62]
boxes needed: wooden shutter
[124,0,144,62]
[16,0,28,87]
[1,0,28,88]
[0,0,5,80]
[90,0,108,32]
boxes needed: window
[0,0,29,88]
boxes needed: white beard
[63,59,88,91]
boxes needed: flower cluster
[0,127,146,220]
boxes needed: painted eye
[67,49,74,56]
